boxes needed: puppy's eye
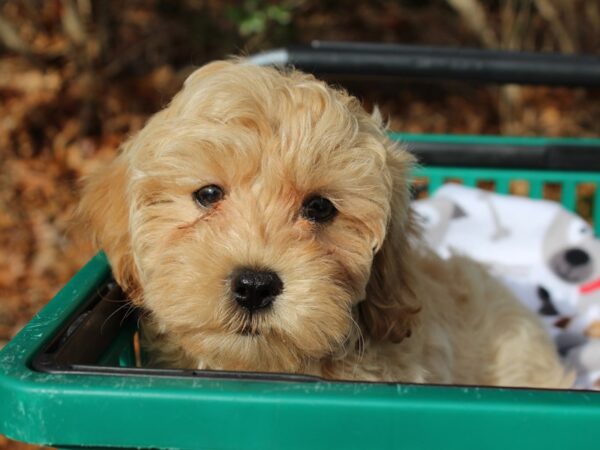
[302,195,337,223]
[193,185,224,208]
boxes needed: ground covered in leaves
[0,1,598,448]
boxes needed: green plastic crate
[1,134,599,450]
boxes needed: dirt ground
[0,1,598,448]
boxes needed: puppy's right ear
[77,154,141,304]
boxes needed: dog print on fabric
[415,184,600,388]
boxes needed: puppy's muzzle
[231,268,283,312]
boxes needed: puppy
[78,60,570,387]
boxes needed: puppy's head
[78,61,418,372]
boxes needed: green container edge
[0,133,599,450]
[389,132,600,147]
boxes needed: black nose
[564,248,590,267]
[231,268,283,312]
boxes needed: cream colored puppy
[79,60,570,387]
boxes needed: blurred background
[0,1,598,448]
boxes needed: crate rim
[391,132,600,147]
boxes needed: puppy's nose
[231,268,283,311]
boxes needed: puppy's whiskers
[222,305,265,336]
[350,315,365,360]
[347,314,366,378]
[246,311,267,336]
[101,300,131,333]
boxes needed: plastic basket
[1,44,600,449]
[1,132,599,450]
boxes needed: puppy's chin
[168,307,355,373]
[172,330,303,373]
[202,333,300,372]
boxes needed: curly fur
[78,60,571,387]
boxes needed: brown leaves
[0,1,598,448]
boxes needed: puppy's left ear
[77,152,142,304]
[360,135,421,343]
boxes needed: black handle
[249,41,600,87]
[407,141,600,171]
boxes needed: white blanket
[413,184,600,390]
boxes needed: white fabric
[413,184,600,390]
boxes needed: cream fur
[78,60,571,388]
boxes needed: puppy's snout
[231,268,283,311]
